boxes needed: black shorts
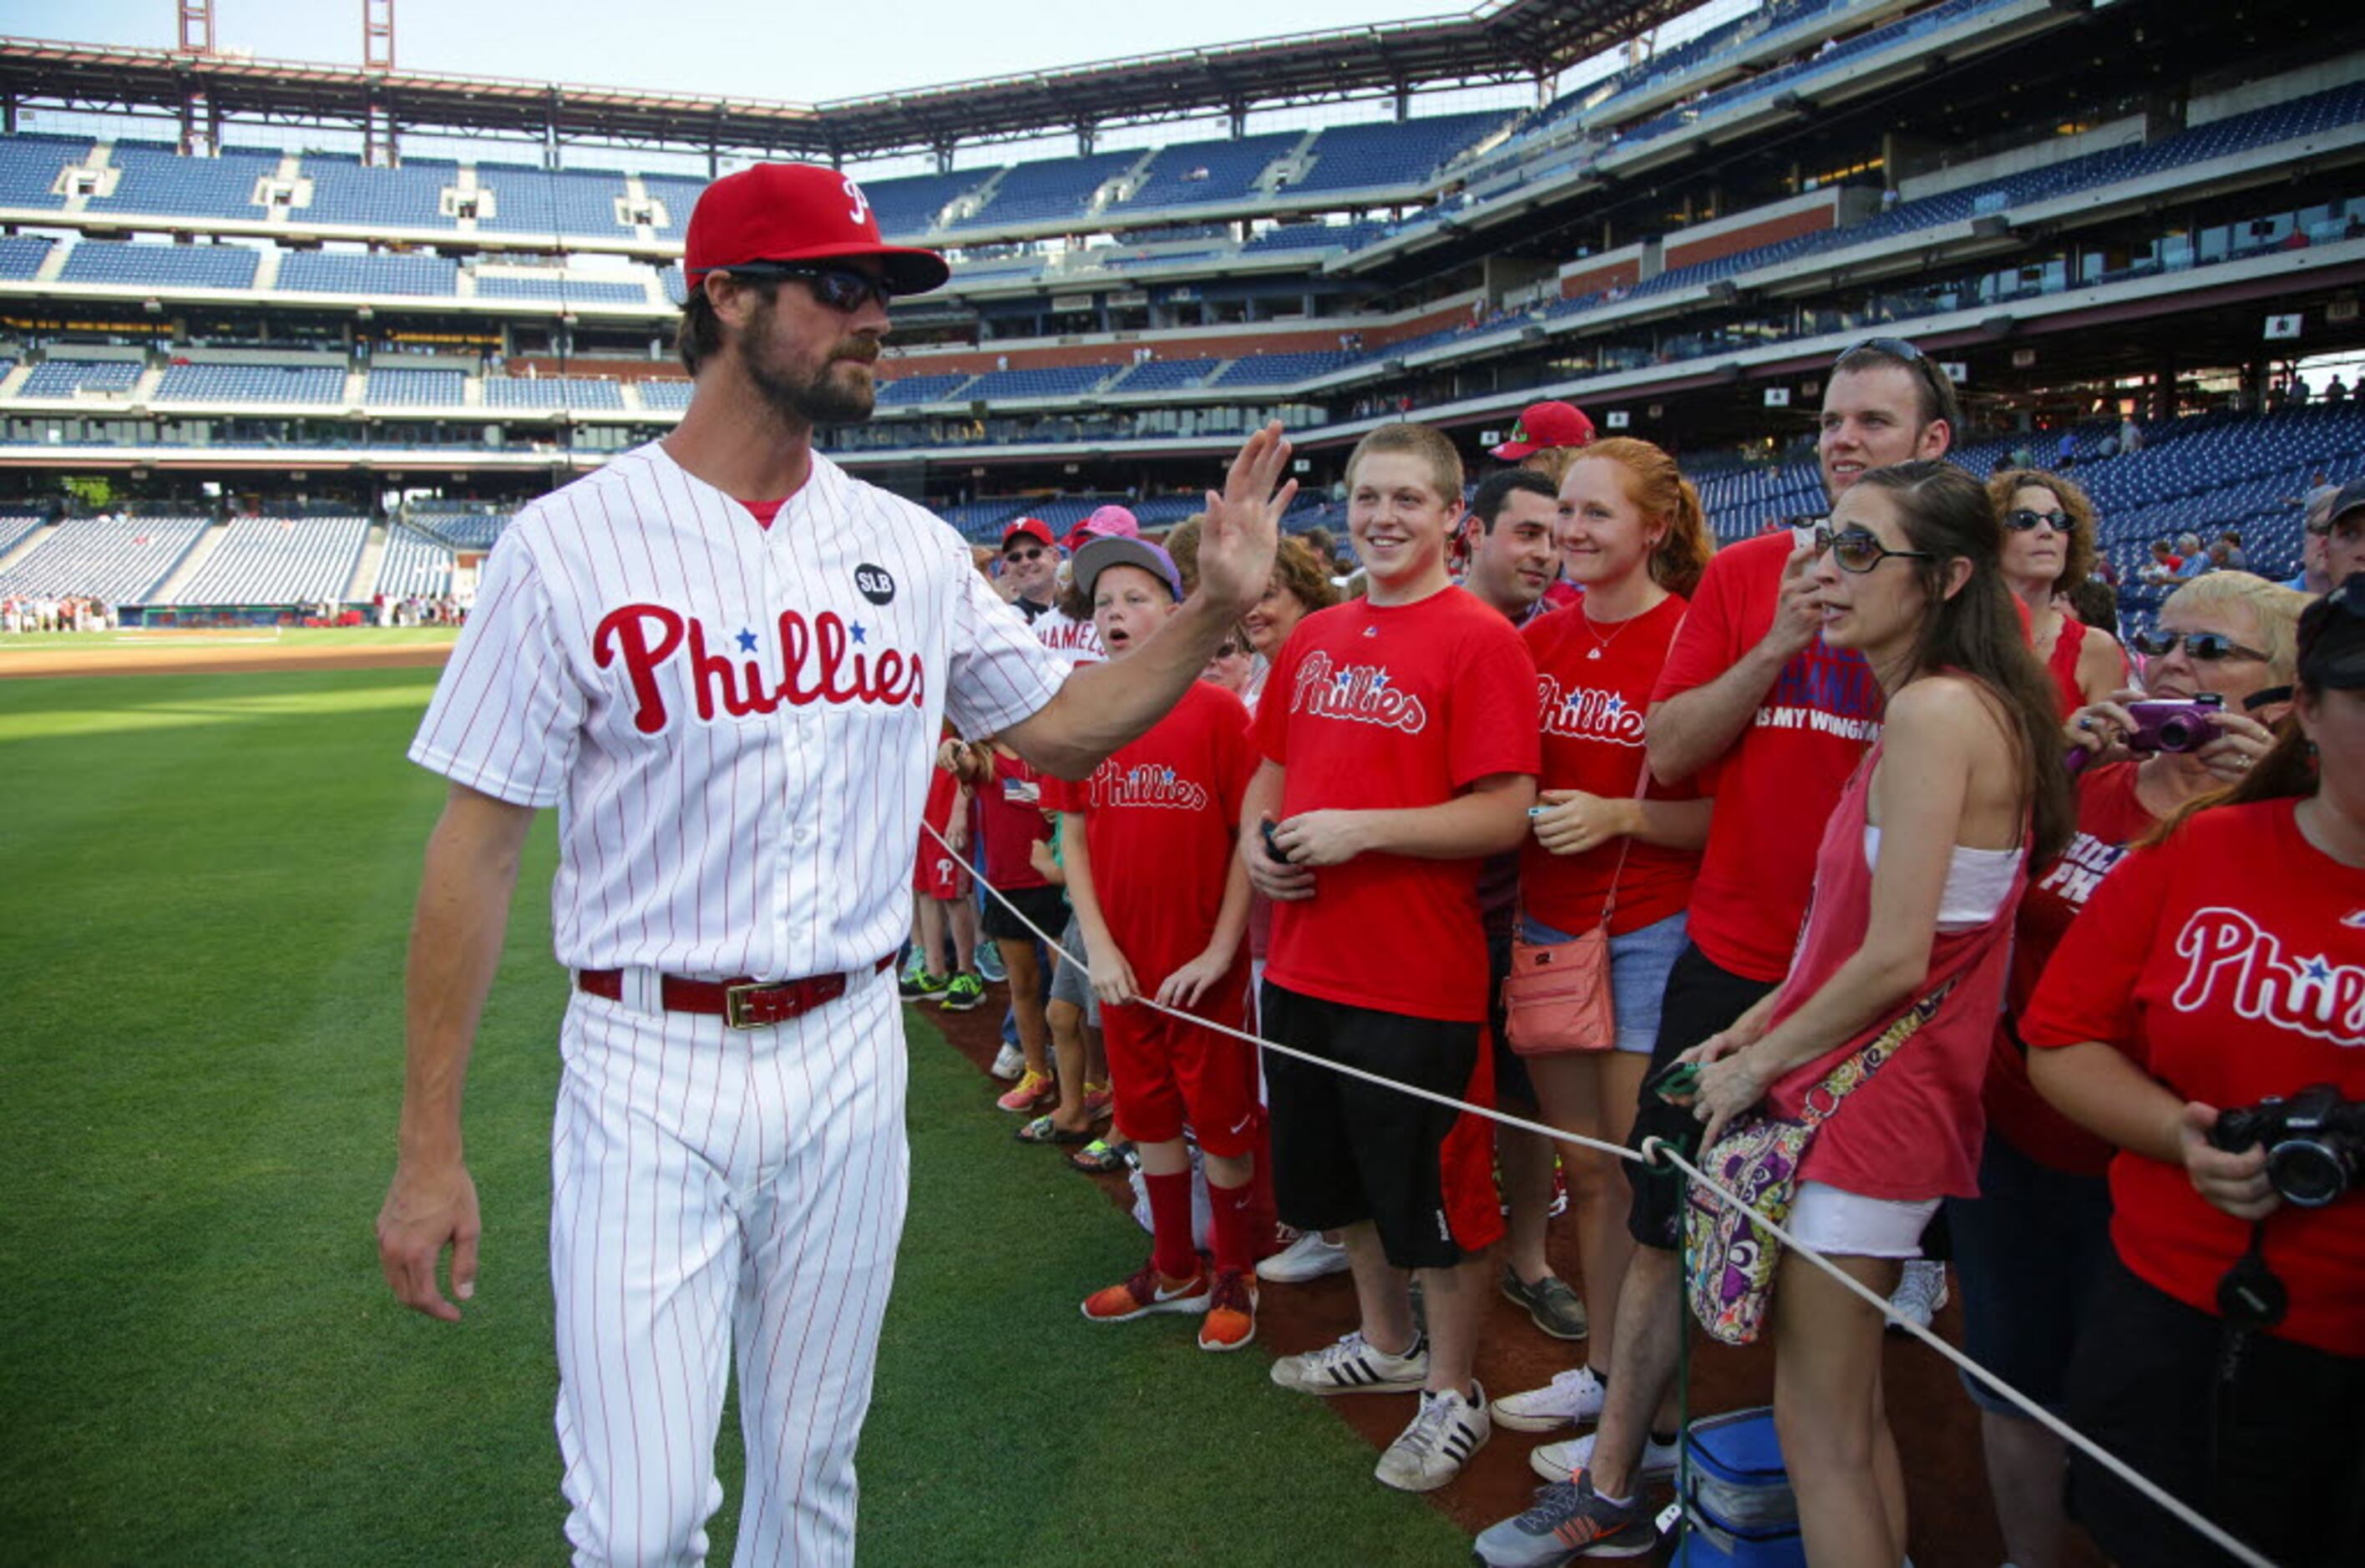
[2066,1254,2365,1567]
[1945,1131,2111,1414]
[1260,980,1495,1272]
[1625,941,1776,1251]
[981,884,1066,944]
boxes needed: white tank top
[1862,826,2023,933]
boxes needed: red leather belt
[577,954,895,1030]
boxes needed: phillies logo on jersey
[1537,674,1644,746]
[592,602,924,734]
[1290,650,1428,734]
[2170,906,2365,1044]
[1086,762,1210,812]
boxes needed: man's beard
[746,323,877,427]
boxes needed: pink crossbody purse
[1500,773,1646,1057]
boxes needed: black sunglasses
[2130,630,2269,663]
[1814,524,1936,574]
[2004,508,2073,533]
[1003,546,1046,562]
[724,261,894,312]
[1838,336,1926,365]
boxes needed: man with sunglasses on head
[1479,337,1954,1562]
[376,160,1297,1567]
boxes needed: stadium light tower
[176,1,213,55]
[364,0,396,71]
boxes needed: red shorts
[913,770,971,900]
[1103,960,1257,1157]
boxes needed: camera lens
[2266,1137,2354,1208]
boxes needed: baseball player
[373,160,1294,1566]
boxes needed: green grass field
[0,666,1465,1565]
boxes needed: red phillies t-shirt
[1990,762,2153,1176]
[977,748,1053,892]
[1044,680,1256,977]
[1256,587,1541,1022]
[1522,594,1701,938]
[1650,530,1881,981]
[2022,800,2365,1356]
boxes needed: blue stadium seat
[1285,113,1507,196]
[474,273,652,304]
[0,133,86,208]
[154,364,346,406]
[277,251,460,297]
[365,369,466,407]
[956,366,1113,399]
[0,514,213,603]
[375,525,456,598]
[89,142,279,219]
[169,515,370,604]
[951,151,1140,230]
[1107,358,1225,392]
[0,235,53,280]
[482,377,626,410]
[635,380,696,412]
[19,360,142,397]
[1117,133,1297,213]
[1213,352,1349,387]
[299,154,459,229]
[58,240,259,290]
[475,164,632,238]
[877,374,975,406]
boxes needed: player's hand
[1244,814,1317,902]
[2195,710,2277,784]
[2065,690,2141,765]
[1197,422,1296,619]
[377,1157,481,1323]
[2178,1102,2281,1222]
[1270,809,1368,868]
[1531,788,1634,856]
[1157,946,1235,1009]
[1765,544,1826,659]
[1089,943,1139,1007]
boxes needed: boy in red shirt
[902,740,986,1010]
[1246,422,1541,1492]
[1051,537,1264,1349]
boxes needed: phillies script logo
[593,604,923,734]
[1087,763,1209,812]
[2171,907,2365,1044]
[1289,650,1428,734]
[1537,674,1644,746]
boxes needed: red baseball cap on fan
[683,163,950,296]
[1000,518,1055,551]
[1491,400,1596,460]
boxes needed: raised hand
[1198,422,1297,618]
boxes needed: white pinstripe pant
[551,967,909,1566]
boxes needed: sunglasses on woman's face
[1212,642,1243,659]
[1814,524,1935,574]
[2131,630,2267,663]
[2004,508,2072,533]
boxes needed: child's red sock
[1143,1170,1199,1282]
[1208,1176,1256,1277]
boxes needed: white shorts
[1785,1181,1939,1259]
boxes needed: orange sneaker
[1081,1261,1210,1323]
[1198,1267,1258,1352]
[995,1068,1054,1113]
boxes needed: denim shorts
[1517,909,1689,1055]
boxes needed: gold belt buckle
[722,980,787,1031]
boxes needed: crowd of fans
[0,594,113,633]
[897,346,2364,1568]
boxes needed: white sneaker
[989,1042,1025,1081]
[1255,1228,1350,1284]
[1887,1259,1949,1333]
[1530,1428,1682,1487]
[1270,1330,1428,1396]
[1491,1366,1607,1432]
[1375,1383,1490,1492]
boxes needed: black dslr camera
[2208,1085,2365,1208]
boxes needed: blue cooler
[1672,1407,1806,1567]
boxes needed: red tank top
[2046,614,2088,716]
[1762,741,2028,1201]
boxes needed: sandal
[1067,1138,1132,1176]
[1015,1114,1094,1146]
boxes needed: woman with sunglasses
[1955,569,2305,1568]
[1987,468,2125,716]
[1673,461,2073,1568]
[2019,585,2365,1568]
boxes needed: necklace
[1579,608,1643,660]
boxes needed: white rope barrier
[919,818,2277,1568]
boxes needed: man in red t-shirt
[1495,341,1956,1556]
[1246,422,1541,1494]
[1049,536,1265,1350]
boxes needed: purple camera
[2123,693,2225,755]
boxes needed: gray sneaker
[1472,1474,1657,1564]
[1269,1329,1428,1396]
[1501,1267,1590,1341]
[1375,1383,1489,1493]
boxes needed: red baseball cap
[1000,518,1055,551]
[1491,400,1596,460]
[683,163,950,296]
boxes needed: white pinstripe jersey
[409,441,1067,979]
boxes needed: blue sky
[8,0,1466,103]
